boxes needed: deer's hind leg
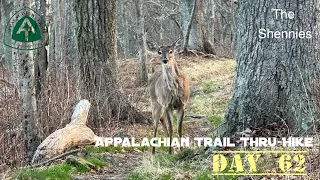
[177,108,185,150]
[159,115,169,137]
[152,104,162,154]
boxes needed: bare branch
[144,0,161,7]
[30,149,81,167]
[164,0,179,7]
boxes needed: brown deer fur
[147,40,190,154]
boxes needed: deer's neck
[161,60,181,92]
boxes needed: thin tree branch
[164,0,179,7]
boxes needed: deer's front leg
[152,105,162,154]
[166,108,174,154]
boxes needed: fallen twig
[27,148,81,168]
[185,114,205,119]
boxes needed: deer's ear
[146,41,159,52]
[172,38,182,49]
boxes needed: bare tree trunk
[200,0,215,54]
[6,0,41,163]
[214,0,235,57]
[206,0,215,50]
[135,0,148,84]
[182,0,214,54]
[119,0,130,59]
[35,0,48,97]
[182,0,196,54]
[48,0,56,74]
[74,0,147,127]
[20,50,40,162]
[0,0,14,82]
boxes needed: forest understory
[0,55,234,179]
[1,55,320,179]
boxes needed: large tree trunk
[74,0,146,127]
[219,0,320,136]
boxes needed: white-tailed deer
[147,39,190,154]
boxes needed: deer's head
[147,39,181,66]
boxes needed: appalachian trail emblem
[3,7,49,50]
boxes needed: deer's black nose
[162,59,168,64]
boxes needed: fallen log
[32,99,97,164]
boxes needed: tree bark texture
[118,0,130,59]
[35,0,48,93]
[220,0,320,136]
[20,49,40,162]
[10,0,41,163]
[74,0,146,126]
[0,0,14,82]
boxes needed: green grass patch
[153,153,175,167]
[84,145,149,153]
[74,163,91,173]
[127,172,152,180]
[173,148,195,161]
[13,163,73,180]
[128,147,212,179]
[202,81,216,90]
[84,145,122,153]
[137,145,150,151]
[159,172,174,180]
[211,174,242,180]
[84,157,107,168]
[84,145,150,153]
[13,155,111,179]
[206,114,223,127]
[194,171,213,180]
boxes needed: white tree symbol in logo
[16,18,36,42]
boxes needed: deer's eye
[169,50,173,54]
[158,51,162,55]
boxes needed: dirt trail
[74,117,213,180]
